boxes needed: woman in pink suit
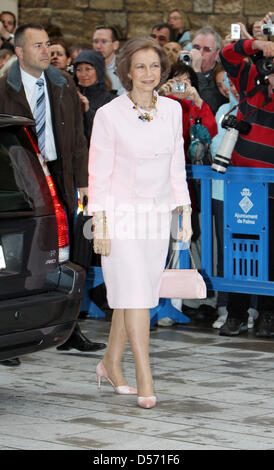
[88,36,192,408]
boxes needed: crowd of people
[0,9,273,406]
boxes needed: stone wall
[18,0,267,46]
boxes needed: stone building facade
[18,0,268,46]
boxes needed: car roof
[0,114,35,128]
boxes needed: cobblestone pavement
[1,312,274,450]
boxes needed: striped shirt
[220,39,274,171]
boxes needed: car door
[0,121,59,300]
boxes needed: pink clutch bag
[159,249,207,299]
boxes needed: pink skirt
[101,209,171,309]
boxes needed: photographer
[159,62,217,155]
[181,26,228,114]
[217,12,274,337]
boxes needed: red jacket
[220,39,274,170]
[166,95,217,158]
[166,95,217,211]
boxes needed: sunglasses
[192,44,214,53]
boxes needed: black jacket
[197,69,228,115]
[74,50,115,144]
[0,60,88,215]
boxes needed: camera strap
[244,74,271,105]
[224,74,271,121]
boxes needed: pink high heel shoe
[137,396,157,409]
[96,361,137,395]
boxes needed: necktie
[35,77,46,157]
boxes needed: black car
[0,114,85,361]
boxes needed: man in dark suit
[0,23,105,358]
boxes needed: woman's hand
[77,90,90,112]
[252,12,274,40]
[93,234,111,256]
[238,22,253,39]
[158,80,173,96]
[92,212,111,256]
[178,211,193,243]
[183,82,203,108]
[159,78,203,108]
[174,80,203,108]
[263,11,274,26]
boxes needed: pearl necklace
[129,91,158,122]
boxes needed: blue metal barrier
[82,166,274,323]
[188,165,274,296]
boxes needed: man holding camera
[185,26,228,114]
[217,12,274,337]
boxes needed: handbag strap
[166,244,196,269]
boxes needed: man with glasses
[92,26,125,95]
[0,11,16,51]
[150,23,171,47]
[189,26,228,114]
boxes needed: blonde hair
[116,36,170,91]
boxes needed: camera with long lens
[178,52,192,66]
[211,115,251,173]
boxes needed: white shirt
[21,68,57,161]
[106,56,125,96]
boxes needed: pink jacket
[88,93,191,213]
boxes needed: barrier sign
[225,181,267,233]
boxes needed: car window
[0,126,49,213]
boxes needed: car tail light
[24,126,70,263]
[45,174,70,262]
